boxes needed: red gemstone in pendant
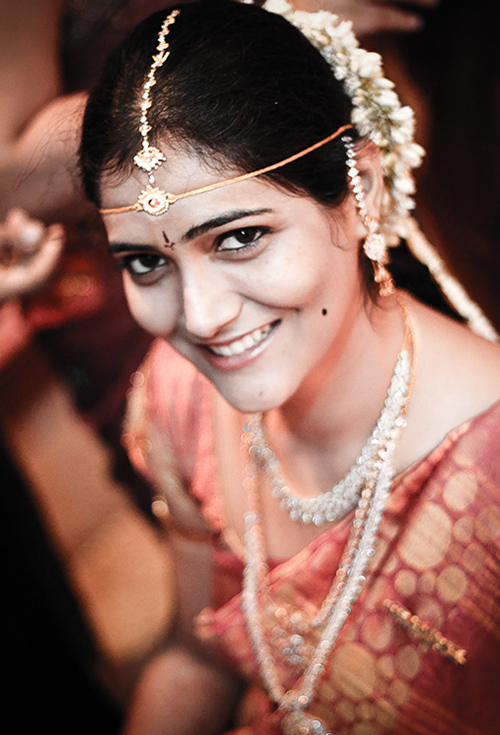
[137,185,171,215]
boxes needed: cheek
[248,245,330,310]
[269,220,357,308]
[123,277,178,337]
[271,249,349,311]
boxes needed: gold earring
[343,136,395,297]
[362,215,395,297]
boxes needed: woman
[80,1,500,733]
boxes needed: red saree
[125,339,500,735]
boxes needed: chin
[216,382,291,416]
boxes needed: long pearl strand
[241,321,413,735]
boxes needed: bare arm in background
[292,0,439,36]
[122,531,242,735]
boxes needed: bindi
[162,231,176,249]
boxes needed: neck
[264,294,405,488]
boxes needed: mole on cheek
[322,308,328,316]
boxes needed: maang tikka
[125,8,180,216]
[343,135,395,297]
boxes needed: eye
[120,253,168,277]
[216,226,269,253]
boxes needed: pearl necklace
[244,340,411,526]
[241,321,413,735]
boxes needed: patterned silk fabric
[125,340,500,734]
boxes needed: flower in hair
[262,0,425,245]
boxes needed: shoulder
[144,339,213,438]
[412,298,500,406]
[123,339,222,534]
[124,339,214,480]
[146,338,204,393]
[396,298,500,472]
[448,399,500,485]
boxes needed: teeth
[242,335,256,350]
[209,324,272,357]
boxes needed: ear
[350,139,384,229]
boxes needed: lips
[206,322,275,357]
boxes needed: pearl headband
[99,7,353,217]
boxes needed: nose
[180,264,242,340]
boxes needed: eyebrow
[181,208,273,242]
[108,207,273,254]
[108,242,151,254]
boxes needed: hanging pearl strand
[241,318,413,734]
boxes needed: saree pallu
[126,340,500,735]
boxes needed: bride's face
[101,145,368,413]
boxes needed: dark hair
[79,0,357,208]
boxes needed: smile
[207,323,275,357]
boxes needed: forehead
[100,144,308,241]
[100,144,230,202]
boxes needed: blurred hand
[0,208,64,304]
[291,0,440,36]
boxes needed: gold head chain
[99,7,353,217]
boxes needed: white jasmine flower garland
[261,0,425,245]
